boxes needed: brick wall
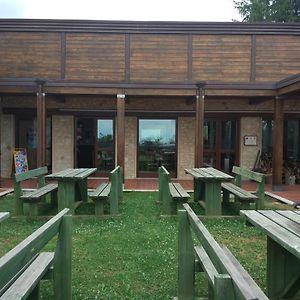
[178,117,195,179]
[52,115,74,172]
[239,117,262,170]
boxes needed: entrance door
[138,119,177,177]
[203,119,238,172]
[76,118,114,175]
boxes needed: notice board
[13,148,29,174]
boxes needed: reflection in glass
[221,121,236,150]
[204,120,216,149]
[138,119,176,174]
[96,120,114,172]
[18,118,51,169]
[262,120,273,154]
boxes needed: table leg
[193,178,204,202]
[76,179,88,202]
[204,181,222,215]
[267,237,300,299]
[58,181,75,214]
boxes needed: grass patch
[0,192,280,298]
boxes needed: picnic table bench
[240,209,300,299]
[89,166,123,215]
[159,166,190,215]
[222,166,265,211]
[0,212,9,223]
[46,168,97,214]
[0,208,72,299]
[185,167,233,215]
[14,167,58,216]
[177,203,268,300]
[0,189,13,198]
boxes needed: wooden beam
[36,81,46,168]
[272,96,284,191]
[116,94,125,179]
[195,87,205,168]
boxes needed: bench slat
[14,167,48,183]
[173,183,190,199]
[222,183,257,200]
[169,183,181,199]
[101,183,111,198]
[89,183,109,198]
[222,247,268,300]
[194,246,218,285]
[232,166,265,183]
[0,189,14,198]
[21,184,58,200]
[265,191,297,207]
[1,252,54,300]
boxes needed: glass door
[95,119,114,174]
[203,119,237,172]
[138,119,176,177]
[76,118,114,176]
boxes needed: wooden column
[195,88,205,168]
[116,94,125,179]
[36,81,46,168]
[272,96,284,191]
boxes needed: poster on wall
[13,148,29,174]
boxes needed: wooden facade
[0,20,299,188]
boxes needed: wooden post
[36,80,46,168]
[116,94,125,181]
[272,96,284,191]
[54,214,72,300]
[195,86,205,168]
[177,209,194,300]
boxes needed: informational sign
[244,135,258,146]
[13,148,29,174]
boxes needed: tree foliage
[234,0,300,22]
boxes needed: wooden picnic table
[0,212,9,223]
[240,209,300,299]
[46,168,97,214]
[185,167,233,215]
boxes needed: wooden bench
[89,166,123,215]
[265,191,300,209]
[159,166,190,215]
[0,189,13,198]
[0,208,72,299]
[14,166,58,216]
[221,166,265,211]
[177,203,268,300]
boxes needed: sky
[0,0,242,22]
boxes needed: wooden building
[0,19,300,189]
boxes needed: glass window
[96,120,114,172]
[138,119,176,175]
[262,119,274,154]
[204,120,216,150]
[221,120,236,150]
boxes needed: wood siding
[0,32,61,79]
[130,34,188,82]
[65,33,125,81]
[256,36,300,82]
[192,35,252,82]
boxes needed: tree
[234,0,300,22]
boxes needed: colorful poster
[13,149,29,174]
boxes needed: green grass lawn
[0,192,273,299]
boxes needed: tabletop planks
[240,210,300,259]
[185,167,233,181]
